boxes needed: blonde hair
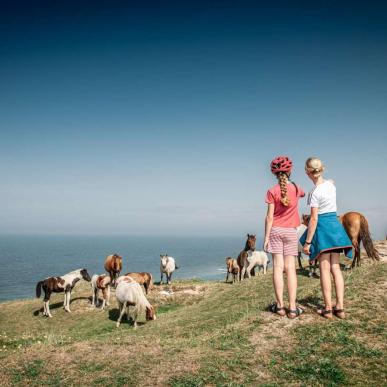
[277,172,290,206]
[305,157,324,178]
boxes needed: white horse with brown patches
[115,281,156,329]
[240,250,269,279]
[36,268,91,318]
[91,274,111,309]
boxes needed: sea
[0,234,263,302]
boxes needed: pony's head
[302,214,310,226]
[245,234,256,251]
[146,305,156,321]
[80,268,91,282]
[160,254,169,269]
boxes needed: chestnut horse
[302,212,379,268]
[340,212,380,267]
[237,234,256,280]
[104,254,122,286]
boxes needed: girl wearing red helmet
[264,156,305,318]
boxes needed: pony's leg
[240,265,246,281]
[116,302,126,327]
[65,291,71,312]
[160,272,164,284]
[46,300,53,318]
[297,252,303,269]
[246,263,255,279]
[225,271,229,283]
[264,262,267,275]
[106,286,110,307]
[167,273,172,285]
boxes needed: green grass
[0,260,386,386]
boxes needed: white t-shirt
[307,180,337,214]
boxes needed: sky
[1,0,387,238]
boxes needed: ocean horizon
[0,234,264,302]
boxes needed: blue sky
[1,1,386,237]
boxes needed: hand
[263,239,269,252]
[303,244,311,255]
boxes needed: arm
[264,203,274,252]
[303,207,319,254]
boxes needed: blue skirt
[300,212,353,261]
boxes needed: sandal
[269,302,286,316]
[317,308,333,319]
[333,307,345,319]
[287,306,304,319]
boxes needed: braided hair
[277,172,298,207]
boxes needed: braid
[278,172,290,206]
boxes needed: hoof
[116,323,120,328]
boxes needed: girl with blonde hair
[264,156,305,318]
[300,157,353,319]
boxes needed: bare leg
[330,253,344,311]
[284,255,297,311]
[319,253,333,315]
[272,254,285,308]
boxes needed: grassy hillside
[0,250,386,386]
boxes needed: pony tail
[278,172,290,206]
[36,281,43,298]
[360,215,380,261]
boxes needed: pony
[36,268,91,318]
[124,272,153,294]
[91,274,111,310]
[340,211,380,267]
[160,254,178,285]
[237,234,257,280]
[104,254,122,286]
[225,257,239,283]
[240,250,269,279]
[115,281,156,329]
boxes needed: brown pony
[237,234,256,280]
[225,257,240,283]
[104,254,122,286]
[340,212,380,267]
[124,272,153,294]
[302,212,380,267]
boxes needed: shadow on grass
[33,296,90,316]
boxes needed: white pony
[240,250,269,279]
[91,274,111,310]
[36,268,91,318]
[115,281,156,329]
[160,254,178,285]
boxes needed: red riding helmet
[270,156,293,174]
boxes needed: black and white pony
[36,268,91,318]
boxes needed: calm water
[0,235,262,302]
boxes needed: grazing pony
[115,281,156,329]
[340,211,380,267]
[36,268,91,318]
[225,257,239,283]
[160,254,178,285]
[237,234,257,280]
[124,272,153,294]
[91,274,111,309]
[104,254,122,286]
[240,250,269,279]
